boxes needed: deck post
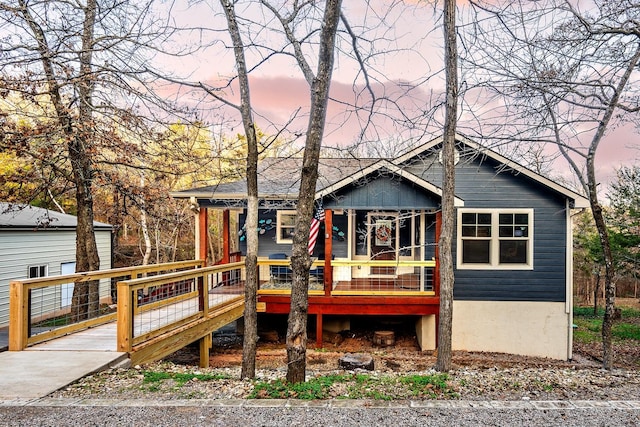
[8,281,28,351]
[222,209,230,263]
[197,272,208,315]
[198,208,208,265]
[116,281,133,353]
[316,313,323,348]
[324,209,333,296]
[199,333,211,368]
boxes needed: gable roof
[394,134,589,209]
[172,134,589,209]
[171,157,378,201]
[317,159,464,207]
[0,203,112,230]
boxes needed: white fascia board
[394,133,589,209]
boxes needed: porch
[257,259,437,295]
[190,204,441,350]
[209,257,440,349]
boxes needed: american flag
[308,204,325,255]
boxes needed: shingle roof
[0,203,112,230]
[171,157,378,199]
[170,134,589,209]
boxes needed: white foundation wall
[452,300,571,360]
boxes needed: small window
[28,264,48,278]
[457,209,533,270]
[276,211,297,244]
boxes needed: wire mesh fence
[119,264,244,344]
[8,260,205,350]
[257,259,436,294]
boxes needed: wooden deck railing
[8,260,205,351]
[116,262,244,365]
[258,258,437,295]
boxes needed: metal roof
[0,203,112,230]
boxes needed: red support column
[324,209,333,297]
[222,209,230,263]
[199,208,208,265]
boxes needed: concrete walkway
[0,350,128,399]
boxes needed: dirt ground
[50,298,639,402]
[165,297,640,372]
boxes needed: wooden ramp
[28,293,244,367]
[128,293,244,366]
[9,262,246,369]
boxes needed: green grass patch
[613,323,640,340]
[250,374,353,399]
[142,371,230,388]
[32,315,70,328]
[400,373,459,398]
[249,373,458,400]
[574,306,640,318]
[573,306,640,343]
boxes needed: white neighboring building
[0,203,112,327]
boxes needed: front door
[368,213,397,276]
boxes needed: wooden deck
[255,274,432,294]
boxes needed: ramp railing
[116,262,244,364]
[8,260,204,351]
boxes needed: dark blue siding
[239,209,348,258]
[406,150,568,303]
[325,174,440,210]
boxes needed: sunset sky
[163,0,638,193]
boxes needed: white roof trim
[394,134,589,209]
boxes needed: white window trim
[28,264,49,278]
[276,210,297,244]
[456,208,534,270]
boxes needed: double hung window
[457,209,533,269]
[276,211,297,244]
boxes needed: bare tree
[465,0,640,368]
[280,0,343,384]
[1,0,103,318]
[218,0,261,379]
[0,0,200,317]
[435,0,458,373]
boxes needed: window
[457,209,533,270]
[28,264,48,278]
[276,210,297,244]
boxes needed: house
[0,203,113,328]
[171,134,589,360]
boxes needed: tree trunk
[592,199,616,369]
[242,193,259,379]
[286,0,342,384]
[435,0,458,373]
[21,0,101,321]
[593,270,600,316]
[69,133,101,320]
[71,0,100,320]
[140,176,152,266]
[219,0,259,379]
